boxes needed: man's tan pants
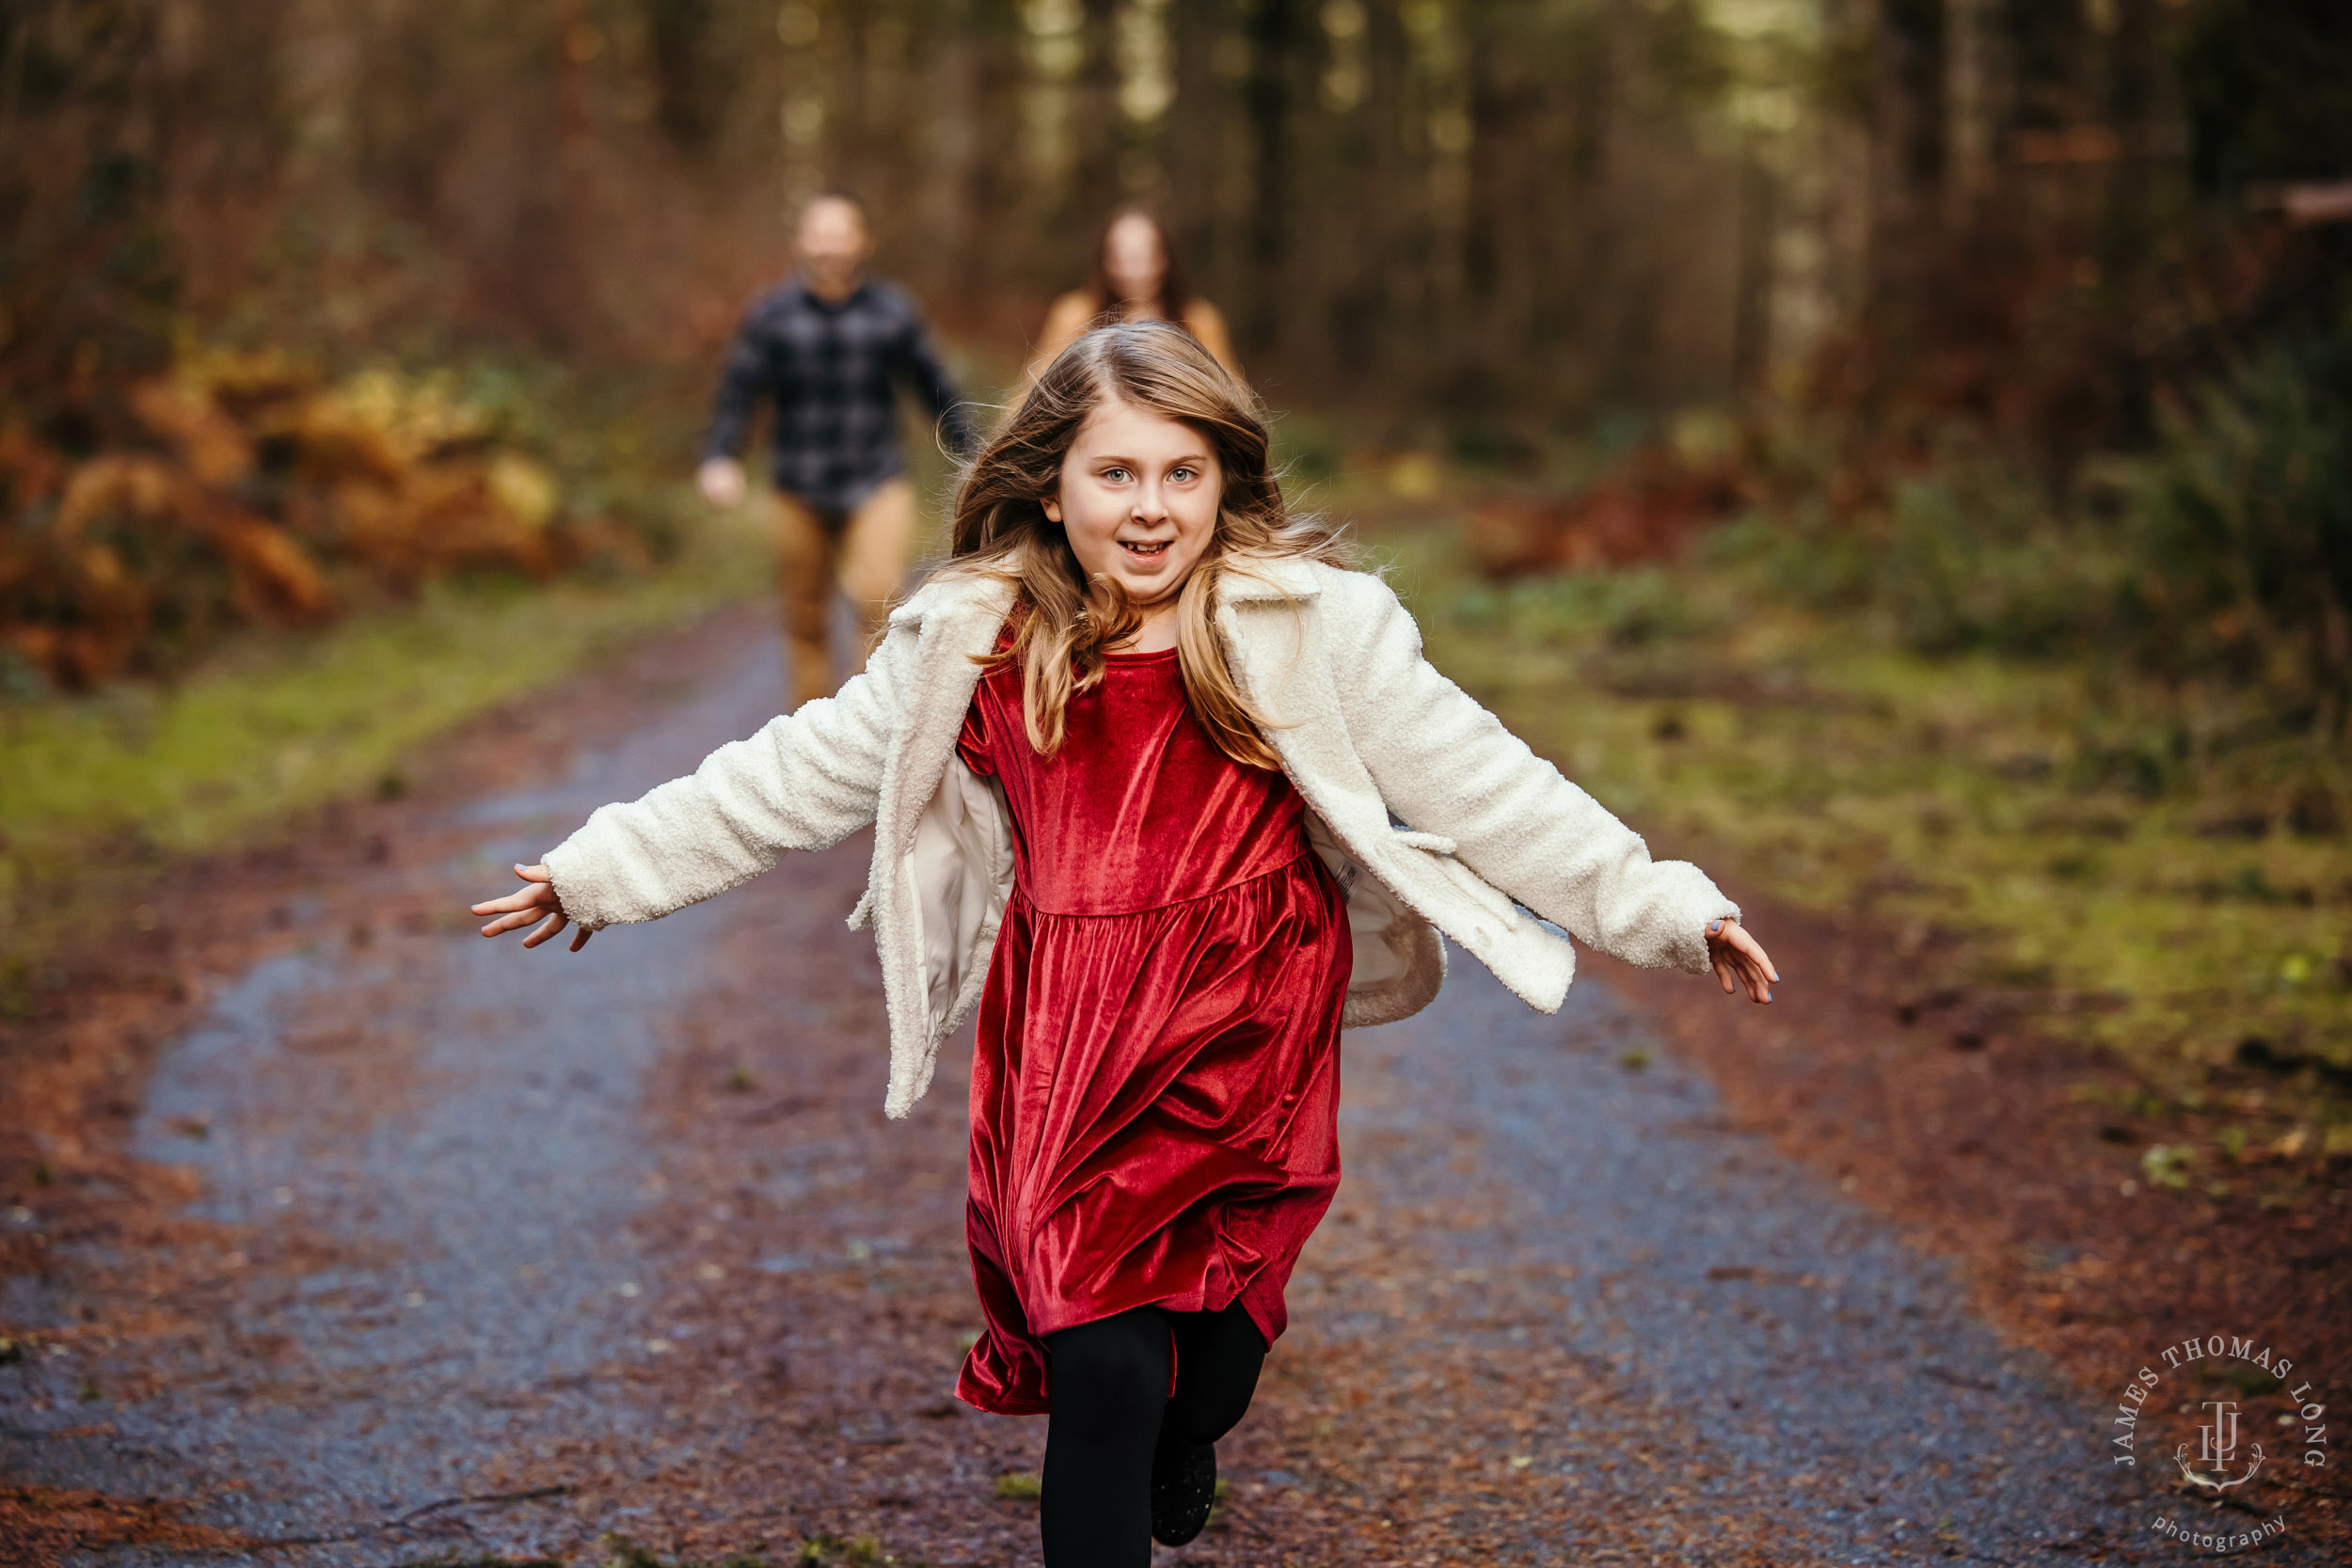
[768,479,916,709]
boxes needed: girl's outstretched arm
[468,626,910,944]
[1326,573,1778,999]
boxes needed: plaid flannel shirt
[703,275,977,513]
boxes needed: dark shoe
[1150,1428,1217,1545]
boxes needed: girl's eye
[1169,467,1196,483]
[1102,466,1131,483]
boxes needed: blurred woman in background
[1029,207,1237,379]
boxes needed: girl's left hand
[1706,916,1777,1004]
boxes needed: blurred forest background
[3,2,2350,1178]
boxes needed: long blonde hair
[940,321,1353,768]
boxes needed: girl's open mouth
[1120,540,1171,557]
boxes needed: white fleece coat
[543,557,1740,1119]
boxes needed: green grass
[1370,519,2351,1150]
[0,495,765,981]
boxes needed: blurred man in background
[696,192,977,707]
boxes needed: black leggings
[1039,1301,1267,1566]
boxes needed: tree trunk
[1242,0,1297,364]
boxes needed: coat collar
[888,569,1014,630]
[890,553,1323,628]
[1215,553,1325,602]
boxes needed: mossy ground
[0,498,769,1002]
[1359,512,2349,1153]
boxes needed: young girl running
[471,322,1778,1564]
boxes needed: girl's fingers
[474,903,591,952]
[471,864,586,952]
[470,886,553,917]
[1734,927,1781,982]
[477,908,547,938]
[1708,918,1760,998]
[1706,921,1780,1002]
[470,866,558,918]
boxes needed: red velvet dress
[952,644,1352,1415]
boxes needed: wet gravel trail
[3,610,2319,1565]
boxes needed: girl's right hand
[1706,916,1776,1003]
[470,863,593,952]
[696,457,747,509]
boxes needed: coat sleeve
[541,627,905,929]
[701,300,769,464]
[889,290,977,459]
[1323,572,1738,974]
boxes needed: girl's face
[1044,399,1222,611]
[1103,215,1168,305]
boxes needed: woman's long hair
[939,321,1354,769]
[1088,206,1188,324]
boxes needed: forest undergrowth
[1350,357,2352,1212]
[0,349,776,1011]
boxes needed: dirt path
[1,610,2331,1566]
